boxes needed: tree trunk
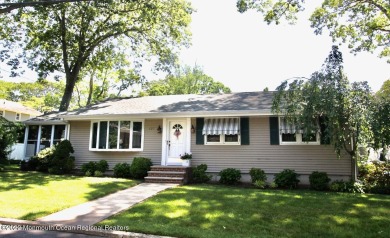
[86,70,95,106]
[59,73,77,112]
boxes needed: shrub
[274,169,300,189]
[81,160,109,176]
[81,161,97,175]
[253,180,266,189]
[113,163,132,178]
[192,164,211,183]
[130,157,153,179]
[48,140,75,174]
[249,168,267,184]
[309,171,331,191]
[269,182,278,188]
[358,161,390,194]
[0,118,22,162]
[96,160,109,173]
[330,180,365,193]
[85,170,93,177]
[21,156,40,171]
[35,147,56,172]
[219,168,241,185]
[94,170,104,177]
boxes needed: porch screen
[202,118,240,135]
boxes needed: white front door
[166,120,187,165]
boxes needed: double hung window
[279,117,320,145]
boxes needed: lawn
[0,165,138,220]
[100,184,390,238]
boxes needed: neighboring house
[0,99,42,122]
[23,92,352,184]
[0,99,42,160]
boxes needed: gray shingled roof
[0,99,42,116]
[61,91,275,119]
[25,111,67,125]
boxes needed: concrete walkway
[37,183,177,226]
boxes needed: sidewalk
[37,183,177,226]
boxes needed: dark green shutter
[269,117,279,145]
[196,118,204,145]
[319,116,330,145]
[240,117,250,145]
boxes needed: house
[0,99,42,160]
[0,99,42,122]
[23,92,352,184]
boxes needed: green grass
[0,165,138,220]
[100,184,390,238]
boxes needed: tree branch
[0,0,94,14]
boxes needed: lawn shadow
[82,178,139,201]
[0,165,82,191]
[20,211,51,221]
[100,184,390,238]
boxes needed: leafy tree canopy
[0,0,95,14]
[0,117,23,163]
[0,79,64,112]
[272,46,372,163]
[0,0,193,111]
[371,79,390,152]
[142,65,231,96]
[236,0,390,62]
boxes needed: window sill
[204,142,241,145]
[280,142,320,145]
[89,148,143,152]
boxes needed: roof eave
[60,110,275,120]
[24,120,68,125]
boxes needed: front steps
[145,166,191,184]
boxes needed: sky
[1,0,388,93]
[173,0,389,92]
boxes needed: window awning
[280,117,301,134]
[202,118,240,135]
[279,117,319,134]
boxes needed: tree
[0,80,63,112]
[0,0,94,14]
[74,44,143,107]
[143,65,231,96]
[236,0,390,62]
[371,80,390,161]
[0,117,22,163]
[272,46,372,180]
[1,0,192,111]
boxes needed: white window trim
[203,117,241,145]
[15,113,21,121]
[205,134,241,145]
[279,117,320,145]
[89,119,144,152]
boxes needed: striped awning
[279,117,319,134]
[280,117,300,134]
[202,118,240,135]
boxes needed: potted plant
[180,152,192,166]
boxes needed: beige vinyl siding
[191,117,351,177]
[20,113,30,121]
[2,110,16,122]
[1,110,32,122]
[69,119,162,169]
